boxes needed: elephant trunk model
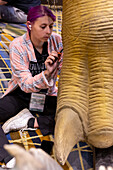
[54,0,113,165]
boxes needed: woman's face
[29,16,54,45]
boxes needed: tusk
[54,108,84,165]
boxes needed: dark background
[41,0,62,6]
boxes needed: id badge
[29,93,46,112]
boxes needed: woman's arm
[9,45,54,93]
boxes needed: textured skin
[54,0,113,165]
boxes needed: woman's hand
[44,51,58,80]
[0,0,7,5]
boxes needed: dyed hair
[27,5,56,23]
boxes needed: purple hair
[27,5,56,23]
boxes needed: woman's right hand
[44,51,59,80]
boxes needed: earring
[29,25,31,30]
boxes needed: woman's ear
[27,21,32,30]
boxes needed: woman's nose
[46,26,51,34]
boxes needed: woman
[0,5,63,168]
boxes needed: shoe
[2,108,34,134]
[2,157,16,169]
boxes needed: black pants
[0,93,29,163]
[0,93,57,163]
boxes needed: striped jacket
[3,31,63,97]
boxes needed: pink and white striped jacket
[3,31,63,97]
